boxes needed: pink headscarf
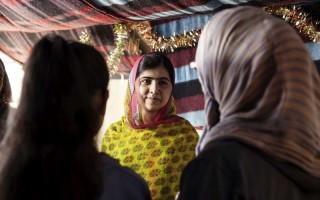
[126,53,181,129]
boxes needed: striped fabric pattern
[84,0,313,21]
[306,42,320,73]
[168,48,205,129]
[0,25,116,65]
[0,1,318,130]
[0,0,117,32]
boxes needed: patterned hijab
[196,6,320,177]
[126,53,181,129]
[0,59,12,103]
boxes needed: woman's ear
[93,89,108,117]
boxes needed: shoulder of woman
[99,154,151,200]
[176,117,198,132]
[106,117,127,131]
[176,116,193,125]
[99,153,140,178]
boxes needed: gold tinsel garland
[79,29,93,45]
[80,6,320,75]
[264,6,320,42]
[105,22,201,75]
[106,23,128,76]
[126,22,201,52]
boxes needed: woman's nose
[150,81,159,94]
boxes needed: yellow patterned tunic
[102,116,198,200]
[102,54,199,200]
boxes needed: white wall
[96,78,128,149]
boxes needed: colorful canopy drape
[0,0,318,129]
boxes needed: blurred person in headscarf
[178,6,320,200]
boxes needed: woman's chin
[145,105,162,113]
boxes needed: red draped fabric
[0,0,317,128]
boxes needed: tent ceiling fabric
[0,0,118,32]
[0,1,315,66]
[0,0,314,64]
[0,0,318,128]
[83,0,314,21]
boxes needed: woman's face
[135,65,173,115]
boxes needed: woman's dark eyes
[159,80,168,85]
[141,79,152,84]
[141,79,169,86]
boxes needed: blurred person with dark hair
[0,35,151,200]
[0,59,12,141]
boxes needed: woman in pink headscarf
[0,59,12,141]
[178,6,320,200]
[102,52,198,200]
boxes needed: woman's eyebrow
[140,76,170,81]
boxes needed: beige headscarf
[196,6,320,178]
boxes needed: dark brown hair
[137,52,175,86]
[0,35,109,200]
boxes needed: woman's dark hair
[0,59,11,141]
[137,52,175,85]
[0,35,109,200]
[0,59,12,103]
